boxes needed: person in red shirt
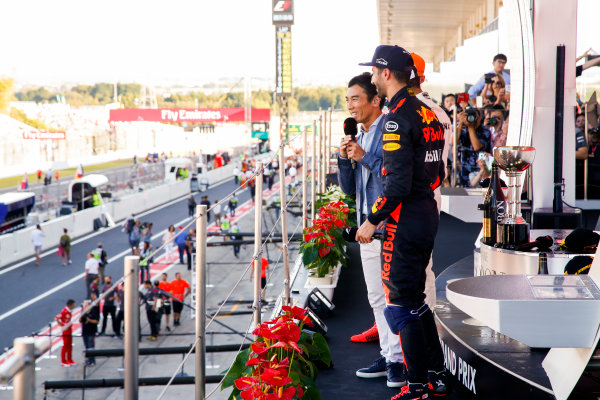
[170,272,190,326]
[158,272,173,331]
[55,299,77,367]
[250,257,269,292]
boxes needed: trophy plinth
[493,146,536,249]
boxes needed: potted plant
[221,306,331,400]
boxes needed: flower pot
[307,274,334,286]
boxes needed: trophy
[493,146,536,249]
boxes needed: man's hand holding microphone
[340,117,365,168]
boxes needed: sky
[0,0,598,89]
[0,0,379,88]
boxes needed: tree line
[11,82,348,113]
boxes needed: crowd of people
[433,53,511,188]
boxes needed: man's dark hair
[493,53,507,62]
[373,67,412,88]
[144,280,152,285]
[408,67,421,89]
[348,72,384,110]
[67,299,76,306]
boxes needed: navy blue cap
[359,45,414,72]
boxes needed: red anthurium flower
[334,218,344,228]
[246,357,263,367]
[251,341,269,355]
[279,386,297,400]
[299,314,314,327]
[318,248,330,257]
[341,207,349,214]
[260,368,293,386]
[281,306,308,321]
[234,376,259,390]
[297,385,304,398]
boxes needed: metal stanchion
[253,162,264,326]
[195,204,207,400]
[452,107,458,187]
[322,110,328,191]
[584,103,589,199]
[124,256,140,400]
[13,338,35,400]
[302,126,308,230]
[278,143,291,307]
[328,107,333,174]
[317,114,323,194]
[311,120,317,222]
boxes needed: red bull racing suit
[366,86,445,385]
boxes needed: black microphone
[516,235,553,252]
[342,227,383,242]
[343,117,358,170]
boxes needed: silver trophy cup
[493,146,536,248]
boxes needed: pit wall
[0,160,241,268]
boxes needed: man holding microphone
[338,72,406,388]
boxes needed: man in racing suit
[356,45,446,400]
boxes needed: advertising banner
[22,130,66,140]
[109,108,270,123]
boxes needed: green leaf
[312,333,332,366]
[221,348,250,389]
[302,245,318,267]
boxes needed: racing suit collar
[387,86,411,110]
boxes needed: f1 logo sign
[273,0,291,12]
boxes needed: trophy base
[495,223,530,250]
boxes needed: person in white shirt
[84,253,100,299]
[30,224,46,266]
[213,200,222,225]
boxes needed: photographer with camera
[484,105,507,147]
[455,107,492,187]
[482,74,509,108]
[468,54,511,100]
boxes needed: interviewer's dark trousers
[100,304,117,335]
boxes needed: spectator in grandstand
[468,53,510,99]
[455,108,492,187]
[170,272,190,326]
[58,228,71,265]
[80,299,99,366]
[84,252,100,299]
[31,224,45,266]
[55,299,77,367]
[161,225,176,263]
[99,275,118,336]
[158,273,173,331]
[482,73,509,108]
[484,105,508,148]
[174,226,188,265]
